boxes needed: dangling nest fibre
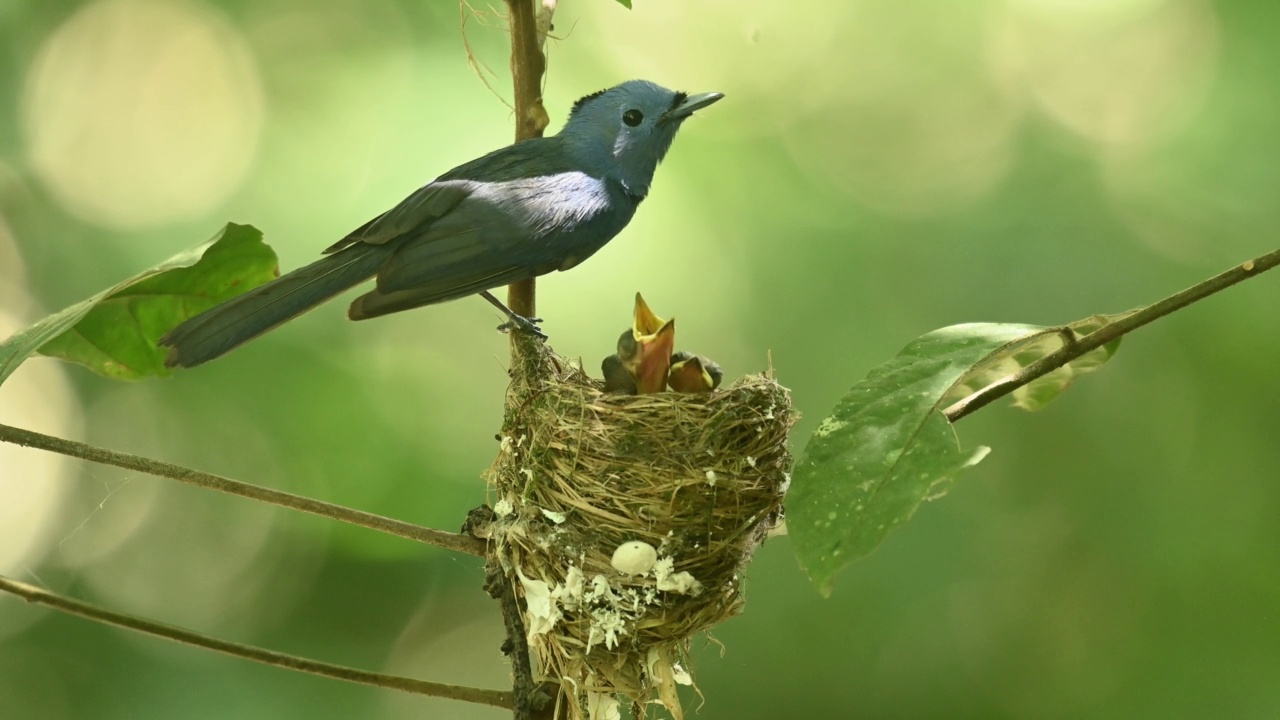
[485,342,795,719]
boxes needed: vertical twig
[504,0,550,326]
[486,564,551,719]
[499,1,553,717]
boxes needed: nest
[486,342,795,720]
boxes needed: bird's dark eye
[622,109,644,127]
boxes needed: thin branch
[0,574,512,709]
[945,249,1280,422]
[0,423,486,557]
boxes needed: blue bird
[159,80,723,368]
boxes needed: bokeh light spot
[0,342,78,573]
[21,0,265,230]
[1008,0,1175,27]
[76,385,285,638]
[782,3,1025,217]
[581,0,856,137]
[996,0,1219,148]
[0,284,81,641]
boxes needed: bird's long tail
[160,244,388,368]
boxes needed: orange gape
[667,352,721,393]
[622,293,676,394]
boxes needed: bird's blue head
[559,80,723,200]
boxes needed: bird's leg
[480,290,547,340]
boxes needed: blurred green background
[2,0,1279,717]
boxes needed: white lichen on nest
[487,343,795,720]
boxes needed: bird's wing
[322,180,476,255]
[436,136,576,183]
[365,214,545,305]
[372,172,614,297]
[348,265,534,320]
[329,139,615,316]
[323,137,577,256]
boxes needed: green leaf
[944,312,1130,413]
[0,223,277,385]
[790,323,1043,595]
[615,0,632,7]
[1023,311,1129,408]
[791,314,1132,595]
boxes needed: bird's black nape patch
[668,91,688,112]
[571,88,608,114]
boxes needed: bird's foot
[498,313,547,340]
[478,290,547,341]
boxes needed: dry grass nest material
[487,344,795,719]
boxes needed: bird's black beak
[660,91,724,125]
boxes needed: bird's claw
[498,314,547,340]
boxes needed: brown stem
[0,423,486,557]
[504,0,549,325]
[0,574,513,708]
[944,249,1280,422]
[486,563,550,720]
[498,1,552,716]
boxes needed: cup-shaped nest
[487,344,794,719]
